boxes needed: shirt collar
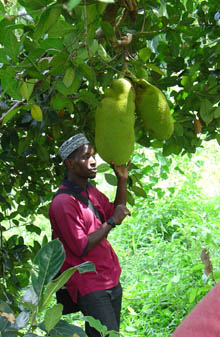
[62,178,93,193]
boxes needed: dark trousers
[77,283,122,337]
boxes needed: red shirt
[49,179,121,303]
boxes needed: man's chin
[89,172,97,179]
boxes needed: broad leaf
[44,304,63,333]
[50,319,86,336]
[83,316,108,334]
[63,67,75,88]
[68,0,82,10]
[97,163,110,173]
[2,107,21,125]
[200,99,213,124]
[39,262,95,310]
[131,186,147,198]
[31,105,43,122]
[32,239,65,296]
[18,0,49,10]
[104,174,117,186]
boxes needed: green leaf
[44,304,63,333]
[0,49,8,63]
[104,174,117,186]
[26,224,41,235]
[3,30,20,60]
[101,21,114,38]
[33,10,49,40]
[146,63,164,75]
[56,74,81,96]
[216,134,220,146]
[36,143,49,161]
[78,90,98,108]
[84,316,108,334]
[50,319,86,336]
[2,106,21,125]
[63,67,75,88]
[97,44,111,62]
[18,0,48,10]
[68,0,82,10]
[32,239,65,297]
[40,261,95,310]
[200,99,213,124]
[189,288,198,303]
[138,48,151,62]
[33,7,61,40]
[31,104,43,122]
[79,64,96,83]
[214,106,220,119]
[39,38,64,51]
[163,143,181,156]
[50,53,69,75]
[131,186,147,198]
[19,79,36,101]
[192,263,204,271]
[174,123,184,136]
[97,163,110,173]
[50,93,74,112]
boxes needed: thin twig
[83,0,91,60]
[0,101,24,124]
[141,0,146,32]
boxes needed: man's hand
[112,204,131,225]
[111,161,131,180]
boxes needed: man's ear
[65,158,74,169]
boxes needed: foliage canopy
[0,0,219,216]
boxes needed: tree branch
[0,101,24,124]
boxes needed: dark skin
[65,144,131,253]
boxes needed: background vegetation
[2,139,220,336]
[0,0,220,335]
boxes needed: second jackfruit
[135,79,174,140]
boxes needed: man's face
[67,144,97,179]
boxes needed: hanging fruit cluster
[95,78,174,165]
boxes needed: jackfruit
[95,78,135,165]
[135,79,174,140]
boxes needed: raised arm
[111,161,130,206]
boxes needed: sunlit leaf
[2,107,20,125]
[31,105,43,121]
[44,304,63,333]
[63,67,75,88]
[68,0,82,10]
[138,48,151,62]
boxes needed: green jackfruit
[95,78,135,165]
[135,79,174,140]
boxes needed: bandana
[58,133,90,161]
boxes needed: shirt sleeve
[50,194,88,257]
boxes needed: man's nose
[90,156,96,166]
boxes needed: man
[49,133,130,337]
